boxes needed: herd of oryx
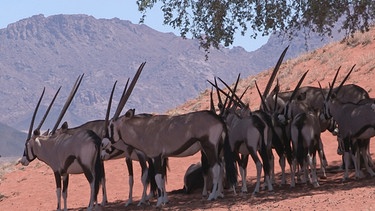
[17,46,375,210]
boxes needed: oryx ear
[297,92,306,101]
[33,129,41,136]
[125,109,135,118]
[61,121,68,130]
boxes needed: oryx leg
[359,139,375,177]
[207,163,221,200]
[137,153,151,206]
[238,154,249,193]
[154,156,168,207]
[125,158,134,206]
[290,159,297,188]
[351,141,365,179]
[343,137,352,181]
[270,152,275,185]
[279,155,286,185]
[201,151,210,197]
[62,175,69,211]
[301,160,308,184]
[307,152,319,188]
[249,149,262,194]
[146,158,158,200]
[82,167,96,210]
[318,138,327,179]
[101,168,107,206]
[54,172,63,211]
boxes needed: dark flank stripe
[354,124,375,138]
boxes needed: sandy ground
[1,131,375,211]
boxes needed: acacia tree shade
[136,1,375,52]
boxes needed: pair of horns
[27,74,83,140]
[104,62,146,131]
[324,64,356,100]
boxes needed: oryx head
[101,62,145,156]
[21,88,46,166]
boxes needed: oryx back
[114,110,225,158]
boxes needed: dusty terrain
[2,29,375,210]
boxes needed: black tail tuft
[94,146,104,203]
[223,131,238,187]
[147,158,158,196]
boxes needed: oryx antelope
[322,68,375,181]
[265,66,371,179]
[20,75,105,211]
[208,76,274,194]
[60,119,159,207]
[101,63,237,207]
[277,71,322,187]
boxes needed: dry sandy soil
[2,29,375,211]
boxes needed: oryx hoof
[137,200,150,206]
[155,200,165,208]
[125,200,133,207]
[313,182,320,188]
[217,192,224,199]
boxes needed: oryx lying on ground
[322,68,375,181]
[101,63,237,207]
[20,76,105,211]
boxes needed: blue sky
[0,0,269,52]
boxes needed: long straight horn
[255,81,270,112]
[27,88,45,140]
[113,78,129,120]
[35,86,61,131]
[263,45,289,98]
[327,66,341,100]
[335,64,356,94]
[214,77,223,108]
[207,80,242,109]
[51,74,84,134]
[289,70,309,101]
[104,81,117,137]
[232,73,241,94]
[239,85,250,100]
[210,87,215,113]
[273,80,280,112]
[317,81,326,99]
[217,77,246,108]
[113,62,146,119]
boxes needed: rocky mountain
[0,14,345,156]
